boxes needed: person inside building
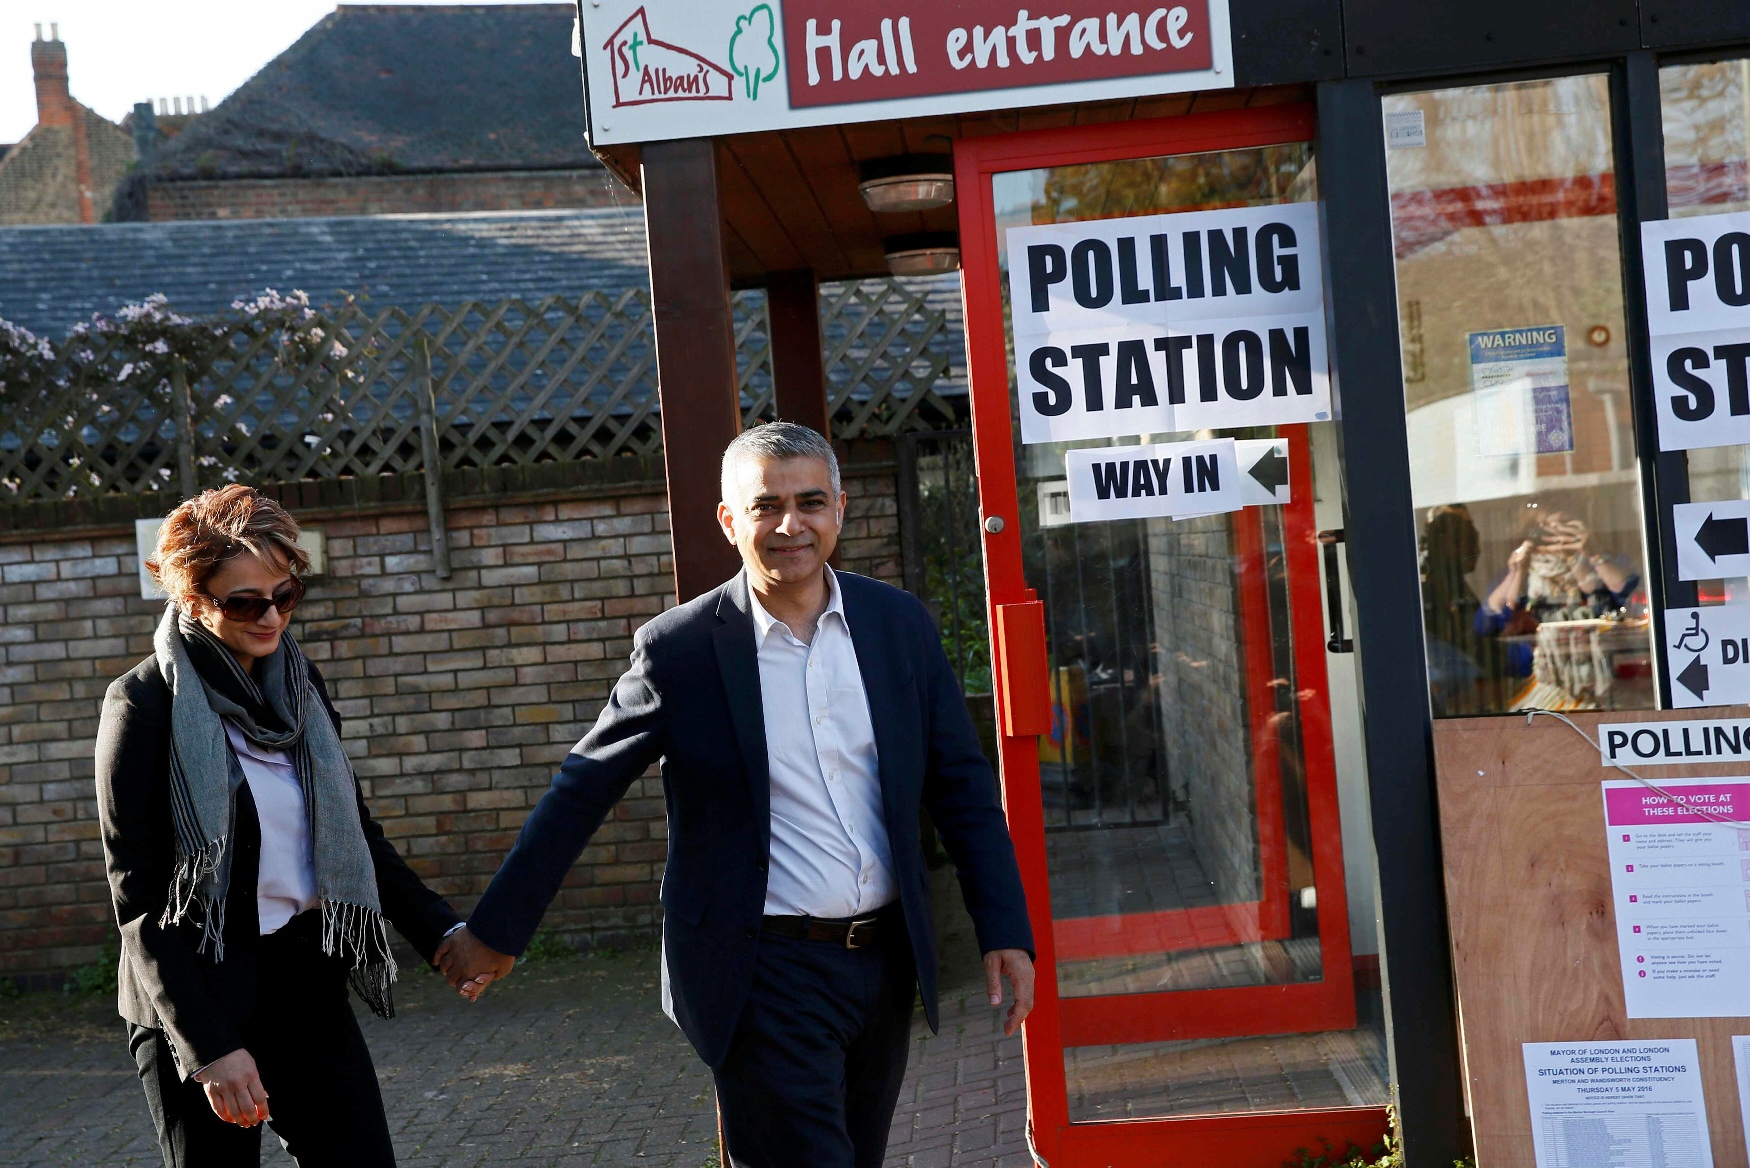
[1474,504,1641,707]
[437,421,1036,1168]
[95,485,469,1167]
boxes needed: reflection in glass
[992,144,1386,1120]
[1663,58,1750,604]
[1662,59,1750,218]
[1384,76,1654,717]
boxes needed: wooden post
[766,269,830,438]
[643,139,744,603]
[171,357,196,500]
[413,338,452,580]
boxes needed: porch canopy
[588,42,1320,598]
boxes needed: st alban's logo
[604,9,734,106]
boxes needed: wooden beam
[766,270,830,439]
[642,139,744,603]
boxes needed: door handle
[1317,529,1354,654]
[996,600,1052,737]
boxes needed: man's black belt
[761,912,886,949]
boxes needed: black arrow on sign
[1248,445,1288,494]
[1695,512,1750,562]
[1677,655,1711,702]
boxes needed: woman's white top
[222,720,319,934]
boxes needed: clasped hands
[434,925,515,1001]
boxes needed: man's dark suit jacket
[470,570,1034,1068]
[95,658,462,1079]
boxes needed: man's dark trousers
[469,572,1034,1166]
[715,914,915,1168]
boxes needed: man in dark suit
[441,421,1034,1168]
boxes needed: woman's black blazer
[94,655,461,1079]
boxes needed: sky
[1,2,536,144]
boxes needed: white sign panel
[1524,1040,1712,1168]
[1642,212,1750,451]
[1600,719,1750,765]
[1036,479,1072,527]
[1666,604,1750,707]
[1064,437,1239,523]
[1007,202,1330,445]
[1235,437,1289,506]
[1605,779,1750,1018]
[580,1,1233,146]
[1674,499,1750,581]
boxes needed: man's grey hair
[720,421,841,502]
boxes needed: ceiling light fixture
[858,154,956,214]
[883,233,961,276]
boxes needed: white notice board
[1524,1040,1712,1168]
[1007,202,1330,445]
[1604,779,1750,1018]
[1641,211,1750,452]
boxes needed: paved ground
[0,879,1030,1168]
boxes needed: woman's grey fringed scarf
[154,603,397,1016]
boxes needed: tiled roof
[0,207,648,336]
[142,5,593,182]
[0,105,136,226]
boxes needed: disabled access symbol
[1675,610,1711,654]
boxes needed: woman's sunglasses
[209,578,305,623]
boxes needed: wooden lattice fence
[0,278,963,504]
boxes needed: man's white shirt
[747,567,897,919]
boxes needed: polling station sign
[1064,437,1240,523]
[1007,202,1330,445]
[1642,211,1750,452]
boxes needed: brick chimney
[30,24,94,223]
[31,24,73,129]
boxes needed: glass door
[956,107,1389,1166]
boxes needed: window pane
[1384,76,1655,718]
[1663,58,1750,606]
[1662,59,1750,218]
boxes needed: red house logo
[603,9,734,107]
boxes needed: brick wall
[0,464,900,986]
[1146,512,1257,907]
[144,168,625,222]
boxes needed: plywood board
[1435,709,1750,1168]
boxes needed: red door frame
[953,104,1389,1166]
[1048,502,1292,968]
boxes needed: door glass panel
[991,145,1387,1121]
[1383,76,1655,718]
[1663,58,1750,603]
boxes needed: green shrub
[63,936,120,997]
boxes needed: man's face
[717,455,845,587]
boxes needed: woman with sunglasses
[95,484,467,1167]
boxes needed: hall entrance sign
[1007,201,1331,443]
[578,0,1233,145]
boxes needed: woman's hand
[436,925,515,1001]
[194,1048,270,1127]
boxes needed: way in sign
[1065,436,1241,523]
[1675,498,1750,581]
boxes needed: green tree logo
[728,5,780,100]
